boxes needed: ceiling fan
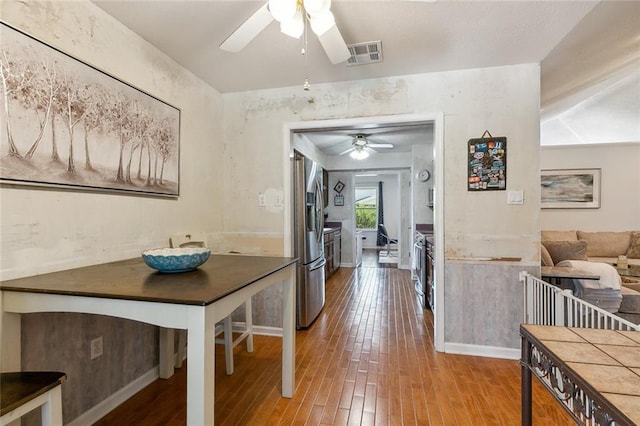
[338,134,394,159]
[219,0,350,65]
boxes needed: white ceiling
[300,123,433,156]
[93,0,598,94]
[92,0,639,151]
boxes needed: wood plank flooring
[95,250,573,425]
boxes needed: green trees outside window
[355,187,377,230]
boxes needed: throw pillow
[540,243,554,266]
[627,231,640,259]
[542,240,589,265]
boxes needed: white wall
[412,142,435,226]
[0,1,224,421]
[325,171,355,265]
[223,65,541,262]
[540,143,640,231]
[0,1,224,280]
[223,63,542,354]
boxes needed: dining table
[0,254,297,425]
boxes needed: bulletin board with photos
[467,135,507,191]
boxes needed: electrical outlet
[90,336,103,360]
[258,193,266,207]
[274,194,283,207]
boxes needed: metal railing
[520,271,640,331]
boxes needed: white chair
[170,233,253,375]
[0,371,66,426]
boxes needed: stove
[413,230,433,310]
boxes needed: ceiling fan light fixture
[280,7,304,38]
[350,148,370,160]
[269,0,298,23]
[303,0,331,16]
[310,10,335,36]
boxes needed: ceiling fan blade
[317,25,350,64]
[338,146,355,156]
[367,143,394,149]
[220,3,273,52]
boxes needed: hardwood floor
[95,250,573,425]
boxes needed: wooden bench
[1,371,66,426]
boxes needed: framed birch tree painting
[0,22,181,197]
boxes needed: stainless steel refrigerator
[293,151,326,328]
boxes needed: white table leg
[245,298,254,353]
[158,327,175,379]
[281,266,296,397]
[186,307,215,425]
[0,293,21,372]
[175,329,187,369]
[41,384,63,426]
[223,316,233,375]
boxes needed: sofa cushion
[541,230,577,242]
[577,231,631,257]
[542,240,589,265]
[540,243,554,266]
[619,286,640,314]
[626,231,640,259]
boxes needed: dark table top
[0,255,297,306]
[541,265,600,280]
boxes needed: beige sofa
[541,230,640,323]
[541,230,640,267]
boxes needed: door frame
[282,112,445,352]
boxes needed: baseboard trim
[243,324,283,337]
[69,325,284,424]
[444,342,520,360]
[67,367,158,426]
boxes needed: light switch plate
[507,190,524,205]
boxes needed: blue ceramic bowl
[142,247,211,273]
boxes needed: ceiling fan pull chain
[303,15,311,91]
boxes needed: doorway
[282,113,445,352]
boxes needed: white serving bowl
[141,247,211,273]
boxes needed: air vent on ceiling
[346,41,383,66]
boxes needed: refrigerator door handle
[310,257,326,270]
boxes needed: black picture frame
[467,136,507,191]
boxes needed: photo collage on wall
[467,135,507,191]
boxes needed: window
[355,187,378,230]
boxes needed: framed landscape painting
[0,22,181,197]
[540,168,601,209]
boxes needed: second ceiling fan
[219,0,350,65]
[339,134,394,160]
